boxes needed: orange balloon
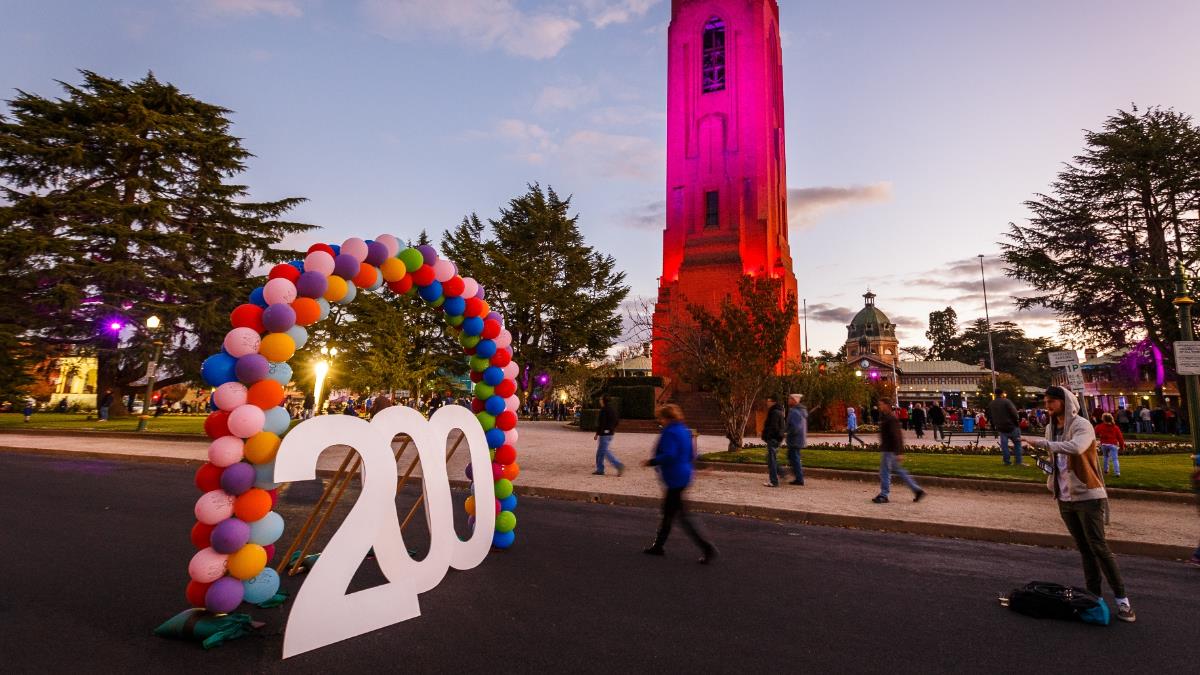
[247,379,285,409]
[227,543,267,580]
[464,495,476,516]
[380,258,407,283]
[234,488,272,522]
[501,462,520,481]
[324,275,348,302]
[258,333,296,362]
[352,263,379,289]
[243,432,281,464]
[292,297,320,326]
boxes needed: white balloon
[433,259,455,282]
[461,277,479,299]
[494,330,512,349]
[504,395,519,412]
[504,428,518,446]
[502,362,519,380]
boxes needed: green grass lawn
[699,447,1197,492]
[0,412,210,434]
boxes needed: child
[1095,412,1125,477]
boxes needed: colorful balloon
[332,253,361,279]
[262,303,296,333]
[267,361,293,387]
[304,250,335,276]
[228,404,266,438]
[210,517,251,554]
[205,575,245,613]
[234,488,272,522]
[242,567,281,604]
[230,304,265,333]
[223,327,261,358]
[220,461,257,496]
[188,547,228,583]
[295,271,328,298]
[228,543,268,580]
[213,382,248,411]
[201,352,238,387]
[341,237,369,262]
[253,460,281,490]
[263,406,291,436]
[248,511,284,545]
[194,489,235,525]
[235,353,270,384]
[208,435,245,467]
[263,277,298,305]
[243,431,281,464]
[374,234,400,258]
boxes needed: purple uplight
[108,321,123,332]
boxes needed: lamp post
[313,346,338,415]
[136,315,164,432]
[1170,263,1200,468]
[978,255,999,396]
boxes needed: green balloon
[429,296,445,307]
[494,478,513,499]
[496,510,516,533]
[476,411,495,430]
[470,356,490,372]
[459,334,481,349]
[398,247,424,271]
[448,315,465,327]
[474,382,495,399]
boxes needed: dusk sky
[5,0,1200,354]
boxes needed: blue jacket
[649,421,694,489]
[847,410,858,430]
[786,405,808,447]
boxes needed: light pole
[136,315,164,432]
[313,346,338,415]
[978,254,999,396]
[1170,263,1200,468]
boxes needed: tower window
[702,18,725,93]
[704,190,719,229]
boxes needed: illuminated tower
[652,0,801,378]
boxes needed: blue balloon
[442,296,466,316]
[484,394,505,416]
[316,297,331,321]
[500,493,517,511]
[492,530,515,549]
[288,260,305,272]
[462,316,484,336]
[474,339,497,358]
[267,361,293,387]
[242,567,281,604]
[201,352,238,387]
[483,366,504,387]
[253,460,281,490]
[249,286,268,308]
[418,280,443,302]
[263,406,291,436]
[248,510,284,544]
[329,243,341,255]
[485,427,505,449]
[285,324,308,350]
[336,281,357,305]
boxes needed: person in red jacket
[1095,412,1125,477]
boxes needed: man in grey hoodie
[785,394,808,486]
[1027,386,1135,622]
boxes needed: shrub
[607,385,655,419]
[580,409,600,431]
[605,376,663,388]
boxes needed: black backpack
[1000,581,1110,625]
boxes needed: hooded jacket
[1043,390,1106,502]
[649,421,694,489]
[786,404,808,447]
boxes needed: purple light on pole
[108,321,123,332]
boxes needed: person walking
[785,394,808,486]
[761,394,787,487]
[872,399,925,504]
[897,405,909,431]
[643,404,717,563]
[1095,412,1125,477]
[1027,386,1135,621]
[593,395,624,476]
[988,391,1024,466]
[23,399,34,423]
[928,402,946,441]
[847,407,867,446]
[369,393,394,419]
[1139,406,1152,434]
[911,402,927,439]
[98,389,113,422]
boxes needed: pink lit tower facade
[652,0,802,378]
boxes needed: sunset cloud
[787,182,893,227]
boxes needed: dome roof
[851,305,892,329]
[847,291,895,339]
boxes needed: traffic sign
[1048,350,1079,368]
[1173,341,1200,375]
[1064,364,1085,391]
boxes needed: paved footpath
[2,421,1197,557]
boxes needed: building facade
[1050,346,1181,413]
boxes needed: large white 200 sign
[273,405,496,658]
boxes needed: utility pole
[978,254,999,396]
[1170,263,1200,468]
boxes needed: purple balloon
[235,354,270,384]
[220,461,257,496]
[295,271,328,299]
[333,253,361,280]
[261,304,296,333]
[205,575,245,613]
[485,311,502,325]
[474,284,486,299]
[417,244,438,266]
[465,463,473,480]
[364,241,388,267]
[210,517,252,553]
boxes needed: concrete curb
[0,427,204,442]
[695,460,1196,504]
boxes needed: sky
[4,0,1200,355]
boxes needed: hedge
[580,409,599,431]
[607,385,655,420]
[605,376,663,388]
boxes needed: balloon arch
[186,235,521,613]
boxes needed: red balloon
[268,488,279,507]
[263,544,276,561]
[411,264,436,286]
[387,276,413,295]
[495,411,517,431]
[494,444,517,465]
[464,347,476,356]
[495,379,517,398]
[230,304,265,333]
[469,370,483,383]
[195,462,223,492]
[490,350,512,367]
[269,263,301,282]
[481,319,501,340]
[204,411,231,439]
[191,521,216,549]
[442,276,465,297]
[464,297,484,317]
[471,397,486,413]
[308,243,335,256]
[186,580,211,608]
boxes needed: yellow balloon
[380,257,407,283]
[464,495,476,516]
[228,543,267,580]
[244,431,281,464]
[323,275,348,302]
[259,333,296,362]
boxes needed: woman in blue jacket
[643,404,718,563]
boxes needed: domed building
[845,291,898,368]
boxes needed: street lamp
[978,255,999,396]
[314,346,338,415]
[136,315,164,432]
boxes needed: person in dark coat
[988,391,1023,466]
[872,400,925,504]
[593,396,624,476]
[928,402,946,441]
[761,394,787,487]
[910,402,926,439]
[643,404,717,563]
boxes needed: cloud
[534,84,599,113]
[576,0,660,28]
[806,303,856,324]
[363,0,580,59]
[623,200,665,230]
[787,182,892,227]
[561,130,663,179]
[205,0,303,17]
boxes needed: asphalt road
[0,450,1195,674]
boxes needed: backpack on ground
[999,581,1110,626]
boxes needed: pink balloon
[208,436,245,467]
[304,251,335,276]
[494,498,502,515]
[504,428,518,446]
[223,327,261,358]
[213,382,248,411]
[433,259,455,282]
[228,404,266,439]
[461,277,479,299]
[375,234,400,258]
[502,362,519,380]
[263,277,297,305]
[341,237,368,262]
[504,395,519,412]
[491,462,504,481]
[195,489,235,525]
[188,547,229,583]
[494,330,512,349]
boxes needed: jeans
[765,440,781,485]
[653,486,713,553]
[595,434,622,474]
[786,444,804,483]
[1058,498,1126,597]
[1101,443,1120,475]
[98,406,109,421]
[999,429,1023,465]
[879,453,921,497]
[848,429,866,446]
[931,424,943,440]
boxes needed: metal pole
[978,254,999,395]
[136,339,163,432]
[1170,262,1200,467]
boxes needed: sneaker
[616,465,625,477]
[1116,603,1136,623]
[591,470,604,476]
[1186,556,1200,568]
[764,482,778,488]
[872,495,889,504]
[789,479,805,486]
[643,545,665,556]
[913,489,926,503]
[699,545,719,565]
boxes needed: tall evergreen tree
[944,318,1062,386]
[925,306,958,361]
[0,71,312,412]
